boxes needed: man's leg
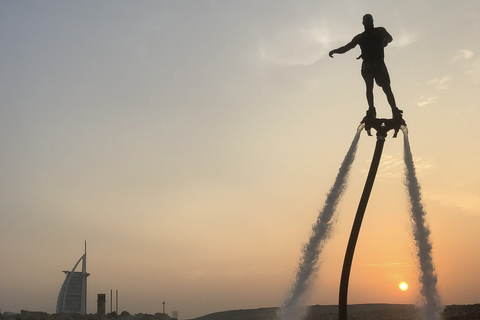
[377,62,402,117]
[363,75,376,117]
[382,85,402,116]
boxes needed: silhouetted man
[329,14,402,118]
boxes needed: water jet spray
[281,114,442,320]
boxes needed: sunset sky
[1,1,480,319]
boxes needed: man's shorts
[361,60,391,87]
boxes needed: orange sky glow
[1,1,480,319]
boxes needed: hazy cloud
[365,262,416,268]
[426,76,451,90]
[257,23,332,66]
[391,30,417,47]
[429,192,480,216]
[417,95,438,107]
[364,154,432,179]
[451,49,480,84]
[464,58,480,84]
[375,154,404,179]
[452,49,474,63]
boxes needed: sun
[399,282,409,291]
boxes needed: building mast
[81,241,87,314]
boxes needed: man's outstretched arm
[329,37,359,58]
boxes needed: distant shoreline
[3,303,480,320]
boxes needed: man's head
[362,14,374,30]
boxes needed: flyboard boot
[392,107,403,119]
[360,107,377,136]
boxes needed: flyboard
[358,111,407,138]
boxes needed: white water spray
[403,132,442,320]
[281,126,363,318]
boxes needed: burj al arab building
[56,243,89,314]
